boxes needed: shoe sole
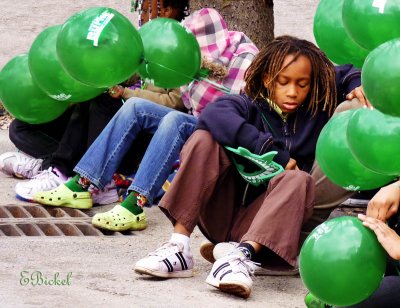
[205,276,250,298]
[16,194,35,203]
[35,199,93,209]
[199,241,215,263]
[92,219,147,232]
[134,266,193,278]
[219,282,251,298]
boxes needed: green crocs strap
[225,146,284,187]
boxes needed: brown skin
[346,85,373,108]
[367,180,400,221]
[359,214,400,260]
[263,54,312,171]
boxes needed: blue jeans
[74,98,197,204]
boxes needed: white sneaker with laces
[89,180,119,205]
[135,241,194,278]
[15,167,66,202]
[0,151,42,179]
[206,254,255,298]
[213,242,299,276]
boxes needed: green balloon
[29,25,105,103]
[343,0,400,51]
[316,110,394,190]
[0,54,68,124]
[138,18,201,88]
[347,108,400,176]
[300,216,386,306]
[362,38,400,117]
[314,0,369,68]
[57,7,143,88]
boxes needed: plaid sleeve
[222,52,256,94]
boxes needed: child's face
[264,54,312,114]
[140,0,160,25]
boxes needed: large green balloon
[316,110,394,190]
[343,0,400,51]
[0,55,68,124]
[300,216,386,306]
[314,0,369,68]
[29,25,105,103]
[57,7,143,88]
[347,108,400,176]
[362,38,400,117]
[138,18,201,88]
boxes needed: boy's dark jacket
[196,64,361,173]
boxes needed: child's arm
[108,85,186,111]
[197,96,290,168]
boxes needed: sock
[230,242,256,260]
[120,191,144,215]
[170,232,191,254]
[65,174,90,192]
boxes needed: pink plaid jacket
[181,8,259,116]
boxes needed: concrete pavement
[0,129,307,307]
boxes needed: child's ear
[262,74,270,89]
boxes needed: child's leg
[74,98,174,190]
[134,130,235,278]
[91,111,197,231]
[232,170,315,267]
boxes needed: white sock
[170,233,191,254]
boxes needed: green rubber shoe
[34,183,92,209]
[92,204,147,231]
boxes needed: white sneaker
[213,242,299,276]
[0,152,42,179]
[135,241,194,278]
[89,180,119,205]
[206,254,255,298]
[15,167,66,202]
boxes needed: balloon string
[144,60,232,94]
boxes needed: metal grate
[0,205,129,236]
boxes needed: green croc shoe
[92,204,147,232]
[34,183,92,209]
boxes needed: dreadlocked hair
[244,35,337,116]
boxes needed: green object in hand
[225,146,284,186]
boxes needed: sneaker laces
[27,168,63,190]
[14,155,42,178]
[149,242,183,259]
[228,256,258,278]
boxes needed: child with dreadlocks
[133,35,346,298]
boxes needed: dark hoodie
[197,65,361,173]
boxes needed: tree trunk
[189,0,274,50]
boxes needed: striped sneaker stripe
[213,262,230,277]
[163,259,173,272]
[176,252,188,270]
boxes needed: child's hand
[108,85,125,99]
[346,86,373,108]
[285,158,299,170]
[358,214,400,260]
[367,181,400,221]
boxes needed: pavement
[0,1,320,307]
[0,129,307,307]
